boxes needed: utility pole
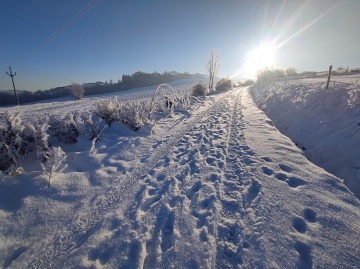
[6,66,19,105]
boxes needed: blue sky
[1,0,359,91]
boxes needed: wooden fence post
[325,65,332,89]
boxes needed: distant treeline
[0,71,197,106]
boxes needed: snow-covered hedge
[93,84,192,131]
[0,83,196,176]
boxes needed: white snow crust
[0,76,359,268]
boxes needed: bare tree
[71,83,85,100]
[206,49,220,92]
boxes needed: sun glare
[243,43,277,78]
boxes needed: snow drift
[0,77,359,268]
[250,73,360,199]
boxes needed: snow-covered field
[0,76,359,268]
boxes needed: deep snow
[0,77,359,268]
[250,72,360,199]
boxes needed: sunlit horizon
[1,0,359,91]
[232,0,350,81]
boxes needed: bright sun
[243,43,276,78]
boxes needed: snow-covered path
[5,87,360,268]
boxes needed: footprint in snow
[287,177,307,188]
[156,174,166,181]
[207,173,219,182]
[294,241,312,269]
[278,164,293,173]
[262,166,274,176]
[275,173,287,181]
[293,217,307,233]
[293,209,317,236]
[261,156,272,162]
[161,211,175,252]
[186,181,202,200]
[205,157,217,166]
[275,172,307,189]
[303,208,317,223]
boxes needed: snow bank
[250,74,360,199]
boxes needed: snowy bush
[0,111,50,174]
[174,90,191,110]
[148,84,172,114]
[192,83,207,96]
[241,79,255,86]
[257,67,286,87]
[348,80,360,107]
[80,113,107,142]
[49,112,80,144]
[41,146,67,186]
[22,116,50,161]
[0,112,24,174]
[94,97,122,127]
[155,95,176,114]
[122,100,151,131]
[285,67,297,77]
[215,78,233,92]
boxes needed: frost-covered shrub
[122,100,151,131]
[22,116,50,161]
[241,79,255,86]
[174,90,191,110]
[256,67,286,88]
[94,97,122,127]
[155,95,176,114]
[149,84,174,114]
[215,78,233,92]
[348,80,360,107]
[192,83,207,96]
[80,113,106,142]
[49,112,80,144]
[41,146,67,186]
[285,67,297,77]
[0,112,24,174]
[0,111,50,174]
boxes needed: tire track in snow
[23,91,233,268]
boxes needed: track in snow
[23,90,233,268]
[214,88,266,268]
[75,88,267,268]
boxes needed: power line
[42,0,104,47]
[68,0,135,43]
